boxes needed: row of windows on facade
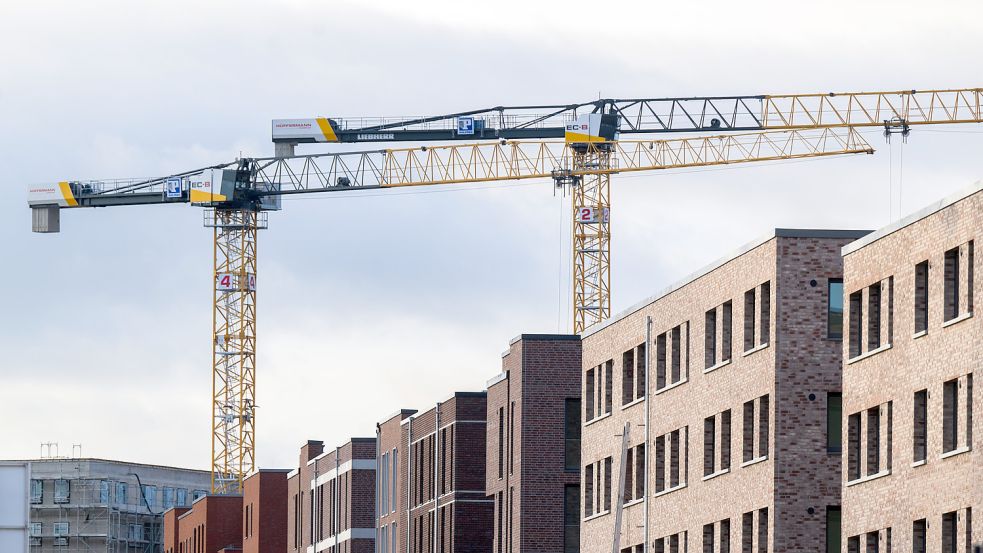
[378,522,398,553]
[312,470,353,544]
[846,507,974,553]
[29,479,206,508]
[410,426,455,508]
[408,504,454,553]
[496,487,513,553]
[584,394,770,518]
[28,521,151,545]
[380,447,398,516]
[848,241,974,359]
[615,508,769,553]
[179,522,205,553]
[847,373,974,482]
[585,282,772,424]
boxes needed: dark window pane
[828,279,844,339]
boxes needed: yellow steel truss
[571,147,612,334]
[207,208,263,494]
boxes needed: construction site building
[16,457,210,553]
[163,493,242,553]
[579,228,868,553]
[287,438,377,553]
[486,334,582,553]
[841,183,983,553]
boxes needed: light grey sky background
[1,0,981,471]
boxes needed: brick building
[377,394,492,553]
[486,334,582,553]
[164,494,243,553]
[841,184,982,553]
[287,438,377,553]
[579,228,868,553]
[243,469,289,553]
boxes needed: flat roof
[843,180,983,255]
[583,228,871,338]
[5,457,209,474]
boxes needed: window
[604,360,613,416]
[586,368,596,421]
[943,378,959,453]
[703,409,731,476]
[53,522,69,537]
[654,426,688,493]
[563,485,580,553]
[744,289,756,351]
[848,290,863,358]
[743,282,771,352]
[30,479,42,504]
[758,508,768,553]
[116,482,128,505]
[654,531,687,553]
[705,301,733,369]
[54,479,70,504]
[942,511,957,553]
[705,308,717,369]
[603,457,612,512]
[742,512,753,553]
[866,406,881,475]
[866,531,879,553]
[828,279,844,339]
[847,413,861,480]
[100,481,110,504]
[760,282,770,346]
[945,247,960,321]
[913,390,927,463]
[622,343,645,405]
[848,536,860,553]
[721,519,731,553]
[704,524,715,553]
[912,519,926,553]
[498,407,505,478]
[634,444,645,500]
[914,261,928,333]
[393,447,399,511]
[826,506,841,553]
[867,281,882,350]
[584,464,594,518]
[583,456,613,517]
[565,398,581,471]
[828,393,843,453]
[656,322,689,390]
[142,485,156,508]
[743,395,769,463]
[622,444,645,503]
[192,489,207,502]
[509,402,515,476]
[586,362,613,421]
[29,522,41,537]
[163,487,175,509]
[848,401,893,480]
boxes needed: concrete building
[378,393,492,553]
[841,184,983,553]
[486,334,582,553]
[163,494,242,553]
[287,439,377,553]
[579,229,868,553]
[10,457,211,553]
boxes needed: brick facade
[379,394,492,553]
[164,494,243,553]
[243,469,289,553]
[486,334,582,553]
[842,184,983,553]
[287,438,377,553]
[580,229,867,553]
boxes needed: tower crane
[27,88,983,493]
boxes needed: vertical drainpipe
[644,316,652,553]
[376,424,381,553]
[406,416,413,553]
[433,401,440,553]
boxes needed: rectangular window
[721,519,731,553]
[584,464,594,517]
[603,457,612,512]
[393,447,399,512]
[671,326,682,384]
[142,485,156,508]
[829,279,844,339]
[635,343,646,401]
[498,407,505,478]
[913,390,927,462]
[656,333,667,389]
[847,413,861,480]
[828,393,843,453]
[586,367,596,421]
[742,512,753,553]
[29,522,41,537]
[605,360,613,415]
[944,246,960,321]
[721,410,732,471]
[849,290,863,358]
[759,281,770,346]
[176,488,187,507]
[704,523,715,553]
[758,395,769,459]
[942,512,957,553]
[563,485,580,553]
[912,519,926,553]
[670,429,681,488]
[943,378,959,453]
[565,398,581,471]
[634,444,645,500]
[744,288,756,351]
[722,301,733,362]
[163,487,175,509]
[757,508,768,553]
[498,491,504,553]
[865,531,879,553]
[866,407,881,475]
[848,536,860,553]
[53,521,69,536]
[704,415,716,476]
[743,401,755,463]
[655,435,666,492]
[623,348,635,406]
[624,447,634,504]
[54,479,70,504]
[705,308,717,369]
[826,506,841,553]
[30,479,42,504]
[867,281,882,350]
[914,261,928,333]
[509,401,515,475]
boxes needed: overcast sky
[1,0,981,472]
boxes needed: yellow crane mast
[26,88,983,492]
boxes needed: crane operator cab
[564,113,620,152]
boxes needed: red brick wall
[173,495,243,553]
[244,470,289,553]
